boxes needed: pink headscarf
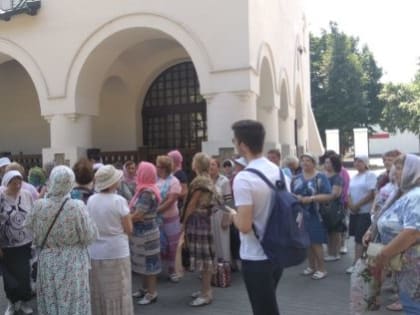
[128,162,161,209]
[168,150,183,172]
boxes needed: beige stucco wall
[0,0,324,164]
[0,61,49,154]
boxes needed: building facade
[0,0,323,166]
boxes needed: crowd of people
[0,119,418,315]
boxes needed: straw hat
[234,157,248,167]
[95,165,123,191]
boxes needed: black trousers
[1,243,32,303]
[241,259,283,315]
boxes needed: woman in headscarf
[118,160,137,202]
[26,166,98,315]
[363,154,420,314]
[0,170,34,315]
[129,162,162,305]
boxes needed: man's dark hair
[232,120,265,154]
[267,149,281,159]
[73,158,94,185]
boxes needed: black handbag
[319,201,345,230]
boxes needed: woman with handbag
[362,154,420,314]
[322,154,346,261]
[291,153,331,280]
[26,166,98,315]
[0,170,34,315]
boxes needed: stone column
[201,91,257,156]
[42,113,93,166]
[353,128,369,157]
[325,129,340,154]
[257,105,279,152]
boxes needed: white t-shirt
[233,157,282,261]
[349,171,377,214]
[87,193,130,260]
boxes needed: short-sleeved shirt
[233,157,281,261]
[340,167,350,205]
[132,190,159,236]
[328,173,344,208]
[157,176,182,218]
[349,171,377,214]
[87,193,130,259]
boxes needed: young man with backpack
[228,120,301,315]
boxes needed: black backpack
[245,168,310,267]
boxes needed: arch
[67,12,213,108]
[141,61,206,149]
[255,42,279,94]
[279,74,291,118]
[0,38,48,110]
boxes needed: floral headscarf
[128,162,161,209]
[47,165,75,201]
[400,154,420,193]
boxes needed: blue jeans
[241,259,283,315]
[399,291,420,315]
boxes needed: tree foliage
[310,22,383,149]
[378,64,420,135]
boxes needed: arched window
[142,62,207,149]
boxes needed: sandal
[191,291,201,298]
[311,271,328,280]
[169,273,181,283]
[386,301,403,312]
[137,293,158,305]
[132,288,146,298]
[301,267,314,276]
[189,296,212,307]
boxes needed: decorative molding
[43,115,53,124]
[233,91,257,104]
[0,0,41,22]
[64,113,81,122]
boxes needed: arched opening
[256,57,278,150]
[0,56,48,166]
[279,80,291,156]
[142,61,206,150]
[73,24,209,164]
[295,87,305,155]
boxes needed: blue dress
[291,173,331,244]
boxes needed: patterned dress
[377,186,420,306]
[130,189,162,275]
[291,173,331,244]
[184,175,217,272]
[26,197,98,315]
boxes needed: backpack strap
[245,168,286,191]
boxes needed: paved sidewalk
[0,240,400,315]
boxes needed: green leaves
[310,23,383,149]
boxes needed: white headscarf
[46,165,75,201]
[400,154,420,193]
[1,170,22,187]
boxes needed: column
[325,129,340,154]
[353,128,369,157]
[201,91,257,156]
[42,113,93,166]
[257,106,279,152]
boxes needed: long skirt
[90,257,134,315]
[211,210,231,262]
[2,243,32,304]
[160,215,182,274]
[185,210,215,272]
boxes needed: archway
[0,57,49,163]
[256,57,278,150]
